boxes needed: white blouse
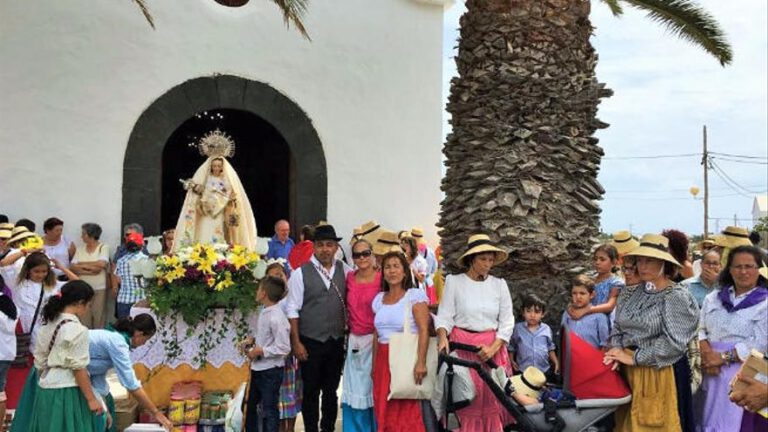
[435,273,515,342]
[3,274,64,345]
[34,313,90,389]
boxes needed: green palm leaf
[619,0,732,66]
[271,0,311,40]
[133,0,155,29]
[600,0,624,17]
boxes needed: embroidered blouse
[698,286,768,361]
[34,313,90,389]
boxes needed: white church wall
[0,0,446,249]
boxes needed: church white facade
[0,0,450,247]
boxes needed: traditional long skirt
[372,343,426,432]
[448,328,514,432]
[9,367,38,432]
[697,341,753,432]
[28,386,97,432]
[342,334,376,432]
[616,352,682,432]
[279,355,303,420]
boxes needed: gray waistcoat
[299,260,347,342]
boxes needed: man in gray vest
[285,224,351,432]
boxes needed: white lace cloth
[129,307,260,370]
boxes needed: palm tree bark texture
[439,0,612,326]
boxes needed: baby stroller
[438,326,631,432]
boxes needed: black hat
[313,224,342,242]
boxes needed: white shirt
[34,313,90,389]
[372,289,428,343]
[0,296,17,361]
[43,236,73,276]
[284,255,352,319]
[435,273,515,342]
[250,304,291,371]
[3,276,64,346]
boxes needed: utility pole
[703,125,709,238]
[734,214,738,227]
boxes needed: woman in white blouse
[435,234,515,432]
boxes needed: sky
[442,0,768,237]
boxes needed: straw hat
[0,223,13,231]
[510,367,547,400]
[624,233,681,267]
[457,234,508,267]
[349,227,363,246]
[373,230,401,256]
[357,220,382,245]
[7,226,35,245]
[411,227,426,245]
[0,227,11,240]
[698,239,716,251]
[713,226,752,249]
[611,230,640,256]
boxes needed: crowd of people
[1,212,767,432]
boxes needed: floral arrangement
[148,243,263,326]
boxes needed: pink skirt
[450,328,514,432]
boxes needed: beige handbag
[387,291,438,400]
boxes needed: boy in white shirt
[239,276,291,432]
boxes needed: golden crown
[197,129,235,159]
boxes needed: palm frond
[620,0,732,66]
[271,0,311,41]
[133,0,155,29]
[600,0,625,17]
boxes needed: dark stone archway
[122,75,327,236]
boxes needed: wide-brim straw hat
[457,234,508,267]
[625,233,681,267]
[411,227,427,245]
[611,230,640,256]
[713,226,752,249]
[0,223,13,231]
[373,230,401,256]
[357,220,382,245]
[349,227,363,246]
[0,228,11,240]
[7,226,35,245]
[510,366,547,400]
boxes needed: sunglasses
[352,250,373,259]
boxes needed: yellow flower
[214,272,234,292]
[207,277,216,288]
[230,253,250,270]
[163,264,185,283]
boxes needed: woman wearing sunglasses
[340,239,380,431]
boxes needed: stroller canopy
[561,326,631,400]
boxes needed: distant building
[753,195,768,226]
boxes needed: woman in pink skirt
[435,234,515,431]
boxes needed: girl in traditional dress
[28,280,102,432]
[172,130,257,251]
[342,239,379,431]
[88,314,173,431]
[697,245,767,432]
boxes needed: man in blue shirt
[684,249,721,307]
[267,220,294,267]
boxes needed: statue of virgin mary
[171,129,258,251]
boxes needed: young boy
[509,294,559,377]
[561,275,609,350]
[240,276,291,432]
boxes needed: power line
[709,160,760,197]
[603,153,700,160]
[710,156,768,165]
[709,151,768,160]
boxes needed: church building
[0,0,450,245]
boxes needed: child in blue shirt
[509,294,559,375]
[561,274,609,350]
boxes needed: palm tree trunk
[440,0,613,324]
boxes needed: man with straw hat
[284,224,352,432]
[604,233,699,431]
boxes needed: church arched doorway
[160,109,291,234]
[122,75,327,238]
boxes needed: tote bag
[388,291,438,400]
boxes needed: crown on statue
[197,129,236,159]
